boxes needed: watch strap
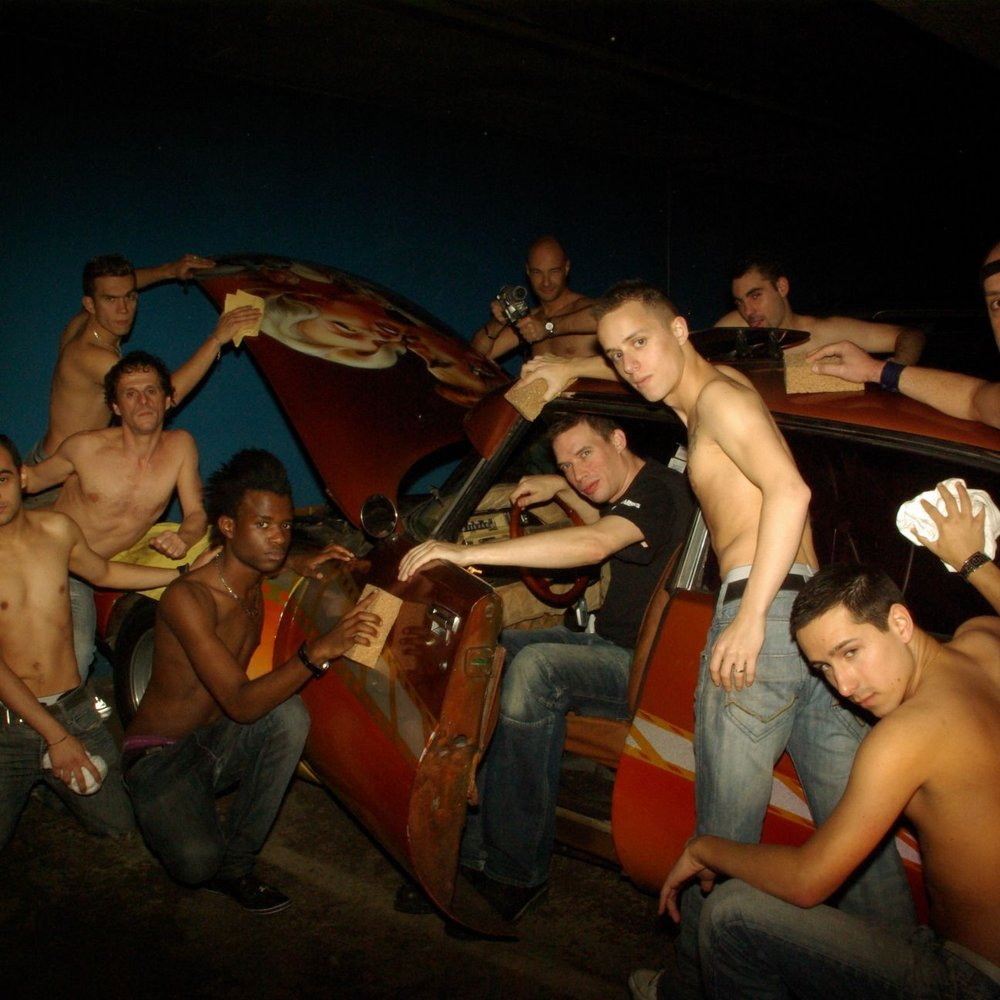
[297,641,331,677]
[959,551,991,581]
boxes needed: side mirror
[360,494,399,539]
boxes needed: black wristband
[879,360,905,392]
[297,641,331,678]
[959,551,991,580]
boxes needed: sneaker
[628,969,664,1000]
[93,694,113,721]
[204,874,291,914]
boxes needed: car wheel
[112,597,157,728]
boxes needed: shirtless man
[714,255,925,362]
[516,280,913,998]
[658,563,1000,998]
[471,235,598,364]
[807,239,1000,429]
[32,252,259,464]
[123,449,379,913]
[25,352,208,684]
[0,434,207,850]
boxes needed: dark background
[2,0,998,507]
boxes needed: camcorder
[496,284,530,325]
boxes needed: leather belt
[1,684,90,726]
[721,571,810,605]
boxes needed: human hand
[45,734,104,793]
[285,543,356,580]
[709,612,764,690]
[515,315,548,344]
[509,474,566,508]
[517,355,578,403]
[312,591,381,661]
[913,480,987,570]
[659,838,717,922]
[149,530,189,560]
[805,340,883,384]
[166,254,216,281]
[489,300,506,324]
[397,539,468,581]
[213,305,262,346]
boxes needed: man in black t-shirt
[399,414,695,921]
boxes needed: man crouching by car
[124,449,380,914]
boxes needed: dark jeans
[0,685,135,849]
[125,697,309,883]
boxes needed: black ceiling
[5,0,998,197]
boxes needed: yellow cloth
[110,523,212,600]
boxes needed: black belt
[721,572,810,605]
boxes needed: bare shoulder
[57,312,88,351]
[159,572,218,625]
[713,309,744,327]
[22,507,78,548]
[951,616,1000,659]
[695,372,763,426]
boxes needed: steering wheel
[509,496,592,607]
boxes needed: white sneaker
[628,969,663,1000]
[93,694,113,721]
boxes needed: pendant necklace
[216,554,261,618]
[92,328,121,356]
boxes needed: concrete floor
[1,678,681,1000]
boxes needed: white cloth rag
[896,478,1000,571]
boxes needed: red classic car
[99,255,1000,936]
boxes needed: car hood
[196,255,509,526]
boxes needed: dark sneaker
[459,866,548,923]
[394,879,435,914]
[204,874,291,914]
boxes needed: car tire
[112,597,157,728]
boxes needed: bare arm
[702,381,812,690]
[509,474,601,524]
[159,584,379,723]
[0,657,102,789]
[134,254,216,289]
[913,481,1000,612]
[169,305,261,406]
[148,433,207,559]
[807,341,1000,429]
[659,721,920,920]
[65,516,186,591]
[515,298,598,345]
[809,318,925,364]
[398,514,643,581]
[517,353,617,403]
[22,448,76,494]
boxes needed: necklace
[216,554,261,618]
[91,328,121,356]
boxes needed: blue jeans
[701,880,1000,999]
[678,581,916,987]
[125,697,309,884]
[0,685,135,849]
[69,576,96,681]
[461,625,632,887]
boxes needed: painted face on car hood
[196,255,509,526]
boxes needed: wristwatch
[297,641,332,678]
[959,551,991,581]
[544,320,555,338]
